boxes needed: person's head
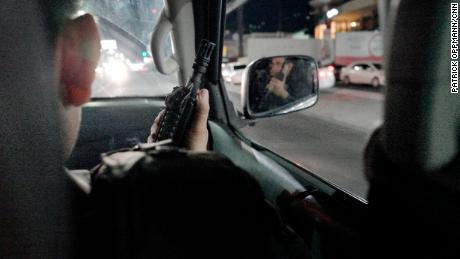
[269,56,293,78]
[269,57,285,76]
[41,0,101,158]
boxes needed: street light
[326,8,339,19]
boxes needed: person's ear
[58,14,100,106]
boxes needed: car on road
[230,64,246,85]
[340,61,385,87]
[318,65,336,89]
[221,63,234,83]
[222,62,246,85]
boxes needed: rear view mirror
[241,55,319,119]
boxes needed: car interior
[0,0,458,258]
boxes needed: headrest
[365,127,460,197]
[383,0,459,172]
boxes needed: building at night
[311,0,380,39]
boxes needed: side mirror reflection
[242,55,319,119]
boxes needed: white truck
[236,31,383,65]
[230,32,383,87]
[246,37,322,62]
[334,31,384,66]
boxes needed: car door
[191,1,368,258]
[349,63,364,83]
[217,1,458,259]
[357,63,372,84]
[365,63,378,84]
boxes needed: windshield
[81,0,178,98]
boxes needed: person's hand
[266,78,289,99]
[185,89,209,151]
[148,89,209,151]
[147,110,165,144]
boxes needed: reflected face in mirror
[270,57,289,76]
[246,56,318,116]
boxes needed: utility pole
[237,6,244,57]
[226,0,248,57]
[377,0,389,35]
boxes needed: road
[227,83,383,200]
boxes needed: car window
[373,63,383,70]
[224,0,384,199]
[81,0,178,98]
[355,64,370,70]
[234,64,247,70]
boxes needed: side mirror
[241,55,319,119]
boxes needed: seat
[363,1,460,258]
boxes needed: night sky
[225,0,316,35]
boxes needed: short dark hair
[40,0,80,41]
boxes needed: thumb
[192,89,209,132]
[186,89,209,151]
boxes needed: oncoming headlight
[104,59,128,84]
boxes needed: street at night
[227,83,383,199]
[91,70,177,98]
